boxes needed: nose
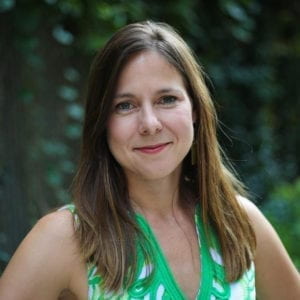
[138,106,162,135]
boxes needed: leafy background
[1,0,299,273]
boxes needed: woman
[0,21,299,300]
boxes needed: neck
[127,172,182,218]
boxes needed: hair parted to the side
[72,20,256,292]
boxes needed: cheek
[107,117,135,149]
[169,108,194,138]
[107,120,123,151]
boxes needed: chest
[147,217,201,299]
[132,213,256,300]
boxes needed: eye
[159,95,178,105]
[115,101,135,113]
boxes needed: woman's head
[82,20,217,188]
[107,50,195,184]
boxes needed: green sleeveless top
[60,204,255,299]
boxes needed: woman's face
[107,51,195,182]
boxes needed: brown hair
[72,20,256,292]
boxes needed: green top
[60,204,255,299]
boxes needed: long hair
[72,20,256,292]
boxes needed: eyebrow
[114,88,183,99]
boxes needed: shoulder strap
[58,203,76,213]
[58,203,79,225]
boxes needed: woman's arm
[0,210,82,300]
[241,197,300,299]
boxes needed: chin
[132,164,181,182]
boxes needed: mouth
[134,142,171,154]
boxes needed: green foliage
[0,0,15,12]
[263,179,300,269]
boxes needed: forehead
[115,50,186,93]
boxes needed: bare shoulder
[22,209,78,263]
[0,209,85,300]
[237,196,300,299]
[236,195,262,219]
[36,208,77,243]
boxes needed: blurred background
[0,0,299,274]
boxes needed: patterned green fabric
[60,204,255,299]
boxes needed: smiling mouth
[134,142,171,154]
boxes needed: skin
[0,50,299,299]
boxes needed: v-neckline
[135,207,214,299]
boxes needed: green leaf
[46,168,63,187]
[64,68,80,82]
[58,85,78,101]
[66,103,84,121]
[65,124,82,139]
[0,0,15,12]
[52,25,74,45]
[224,2,248,23]
[0,250,10,263]
[41,140,68,156]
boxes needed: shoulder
[26,209,77,259]
[236,195,262,220]
[236,195,270,242]
[0,209,85,300]
[36,207,75,235]
[237,196,300,299]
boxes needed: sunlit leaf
[66,103,84,121]
[41,140,68,156]
[64,68,80,82]
[52,25,74,45]
[224,2,248,23]
[58,85,78,101]
[46,168,63,187]
[60,160,75,173]
[65,124,82,139]
[0,0,15,12]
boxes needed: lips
[134,142,171,154]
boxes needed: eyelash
[114,95,178,113]
[159,95,178,105]
[115,102,134,112]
